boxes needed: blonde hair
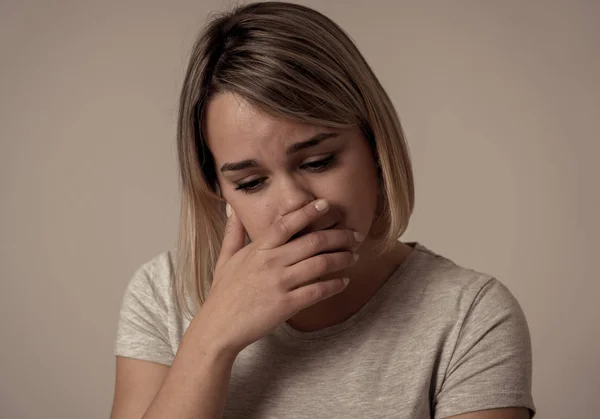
[175,1,414,319]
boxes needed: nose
[276,174,315,218]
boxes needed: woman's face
[206,92,380,244]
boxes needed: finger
[287,277,350,311]
[277,228,363,266]
[283,251,358,290]
[259,199,330,249]
[216,203,247,269]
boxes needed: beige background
[1,0,598,418]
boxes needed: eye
[300,154,336,172]
[233,155,337,195]
[234,177,266,194]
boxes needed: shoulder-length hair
[175,1,414,318]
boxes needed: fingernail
[353,232,365,242]
[226,203,232,218]
[342,277,350,286]
[314,199,329,212]
[353,253,360,262]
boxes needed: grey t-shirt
[115,243,535,418]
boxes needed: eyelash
[234,155,337,194]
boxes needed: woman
[111,2,535,418]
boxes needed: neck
[286,240,414,333]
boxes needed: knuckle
[224,221,235,236]
[313,254,330,272]
[260,252,274,270]
[275,218,290,237]
[305,233,323,250]
[277,269,292,289]
[308,285,325,302]
[301,205,313,222]
[264,252,283,273]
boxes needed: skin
[205,92,413,332]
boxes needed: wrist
[182,310,241,363]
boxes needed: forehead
[204,92,320,159]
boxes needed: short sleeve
[434,278,535,418]
[114,262,175,366]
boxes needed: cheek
[233,201,276,241]
[221,184,276,240]
[350,174,379,222]
[332,161,380,228]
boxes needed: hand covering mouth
[289,222,338,242]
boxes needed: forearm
[142,316,238,419]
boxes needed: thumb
[216,203,247,268]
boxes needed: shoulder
[124,250,177,306]
[115,249,183,366]
[400,244,534,417]
[388,243,532,375]
[401,243,520,316]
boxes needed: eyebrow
[219,132,339,173]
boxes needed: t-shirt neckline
[274,241,423,341]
